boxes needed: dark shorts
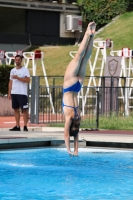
[11,94,28,110]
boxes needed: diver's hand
[68,151,74,157]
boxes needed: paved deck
[0,116,133,150]
[0,126,133,150]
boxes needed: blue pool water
[0,148,133,200]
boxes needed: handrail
[0,0,80,13]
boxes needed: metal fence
[29,76,133,129]
[30,76,99,129]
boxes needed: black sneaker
[23,126,28,131]
[9,126,21,131]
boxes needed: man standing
[8,55,30,131]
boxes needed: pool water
[0,148,133,200]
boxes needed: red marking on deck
[0,116,133,135]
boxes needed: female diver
[63,22,96,156]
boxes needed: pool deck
[0,115,133,150]
[0,126,133,150]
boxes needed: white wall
[0,44,28,52]
[0,96,14,116]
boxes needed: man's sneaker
[9,126,21,131]
[24,126,28,131]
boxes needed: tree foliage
[77,0,129,29]
[0,65,13,95]
[127,0,133,11]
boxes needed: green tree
[127,0,133,11]
[77,0,128,29]
[0,65,13,95]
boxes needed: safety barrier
[30,76,99,129]
[29,76,133,129]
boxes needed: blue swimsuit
[63,81,81,93]
[62,81,82,118]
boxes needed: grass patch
[47,115,133,130]
[99,114,133,130]
[29,12,133,86]
[96,12,133,50]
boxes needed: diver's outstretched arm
[64,116,73,154]
[74,134,78,156]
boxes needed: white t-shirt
[10,66,30,95]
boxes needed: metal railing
[30,76,99,129]
[29,76,133,129]
[0,0,80,13]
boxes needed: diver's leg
[64,22,95,84]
